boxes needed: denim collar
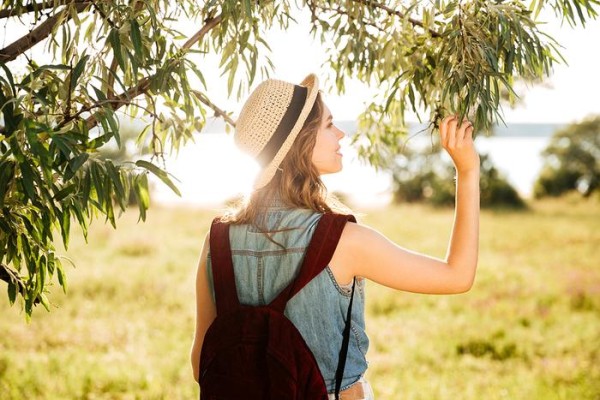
[261,196,290,209]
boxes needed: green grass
[1,194,599,399]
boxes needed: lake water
[151,122,562,208]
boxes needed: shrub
[392,148,525,209]
[534,115,600,198]
[479,154,526,209]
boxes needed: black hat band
[256,85,308,167]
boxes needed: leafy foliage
[0,0,598,316]
[534,115,600,198]
[322,0,599,164]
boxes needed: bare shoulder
[337,221,389,258]
[329,221,386,283]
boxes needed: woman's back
[206,205,369,392]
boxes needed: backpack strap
[209,218,240,315]
[334,277,356,400]
[269,212,356,313]
[267,212,357,400]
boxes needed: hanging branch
[192,90,236,127]
[0,263,41,305]
[0,1,91,63]
[75,13,225,130]
[316,4,387,34]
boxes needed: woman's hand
[439,115,480,173]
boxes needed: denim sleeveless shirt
[206,205,369,393]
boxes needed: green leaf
[8,280,17,305]
[0,63,16,94]
[90,162,105,208]
[88,133,112,149]
[60,207,71,250]
[25,296,32,319]
[92,85,107,102]
[106,160,125,200]
[38,254,46,293]
[0,90,23,135]
[71,203,88,242]
[19,161,37,201]
[105,108,120,147]
[70,53,89,92]
[65,153,89,181]
[0,160,15,208]
[186,60,207,90]
[134,173,150,221]
[57,262,67,293]
[135,160,181,196]
[39,293,50,312]
[47,252,56,276]
[130,19,143,60]
[82,169,91,206]
[104,173,116,228]
[21,216,41,244]
[128,48,139,77]
[109,29,126,71]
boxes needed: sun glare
[150,132,393,208]
[151,134,258,207]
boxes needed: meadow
[1,193,599,399]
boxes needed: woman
[190,73,480,399]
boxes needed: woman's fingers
[457,120,472,148]
[447,117,458,148]
[439,115,479,172]
[439,115,455,147]
[440,115,474,148]
[465,123,474,141]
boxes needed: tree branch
[351,0,442,38]
[192,90,236,127]
[0,263,41,305]
[0,1,91,63]
[56,95,158,130]
[181,13,224,51]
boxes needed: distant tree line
[391,136,526,209]
[391,115,600,207]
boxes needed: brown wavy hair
[223,92,347,226]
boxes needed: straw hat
[234,73,320,189]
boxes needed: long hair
[224,92,347,226]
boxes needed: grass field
[1,193,599,399]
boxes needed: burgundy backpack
[199,213,357,400]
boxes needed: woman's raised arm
[331,116,480,294]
